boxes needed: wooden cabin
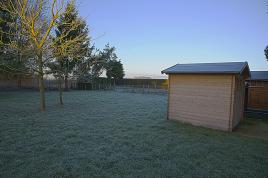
[162,62,250,131]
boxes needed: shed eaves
[161,62,249,74]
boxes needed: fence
[245,81,268,111]
[0,76,77,90]
[0,76,38,90]
[115,86,167,95]
[77,78,168,94]
[1,76,168,95]
[4,77,267,107]
[115,78,168,89]
[77,78,115,90]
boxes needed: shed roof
[250,71,268,81]
[161,62,249,75]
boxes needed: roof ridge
[250,70,268,72]
[172,61,246,65]
[161,61,249,75]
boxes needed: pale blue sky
[78,0,268,78]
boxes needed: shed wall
[232,75,245,129]
[168,74,234,131]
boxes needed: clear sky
[78,0,268,78]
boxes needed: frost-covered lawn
[0,91,267,178]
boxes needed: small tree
[50,0,90,105]
[52,0,90,92]
[106,60,124,80]
[264,46,268,60]
[0,0,78,111]
[102,44,124,84]
[91,44,119,78]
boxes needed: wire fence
[0,77,77,91]
[115,86,167,95]
[0,77,168,95]
[77,78,168,95]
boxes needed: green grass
[235,115,268,140]
[0,91,267,178]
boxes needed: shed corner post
[167,74,170,120]
[228,75,236,132]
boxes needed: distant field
[0,91,267,177]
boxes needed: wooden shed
[246,71,268,111]
[162,62,250,131]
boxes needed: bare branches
[0,0,67,51]
[0,0,72,78]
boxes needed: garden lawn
[0,91,267,178]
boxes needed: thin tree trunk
[38,51,45,112]
[64,74,68,91]
[17,51,22,89]
[59,77,63,105]
[17,76,22,88]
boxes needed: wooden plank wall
[232,75,245,129]
[168,74,233,131]
[247,81,268,110]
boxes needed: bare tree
[0,0,71,111]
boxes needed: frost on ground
[0,91,267,178]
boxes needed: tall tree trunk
[37,51,45,112]
[59,77,63,105]
[64,74,68,91]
